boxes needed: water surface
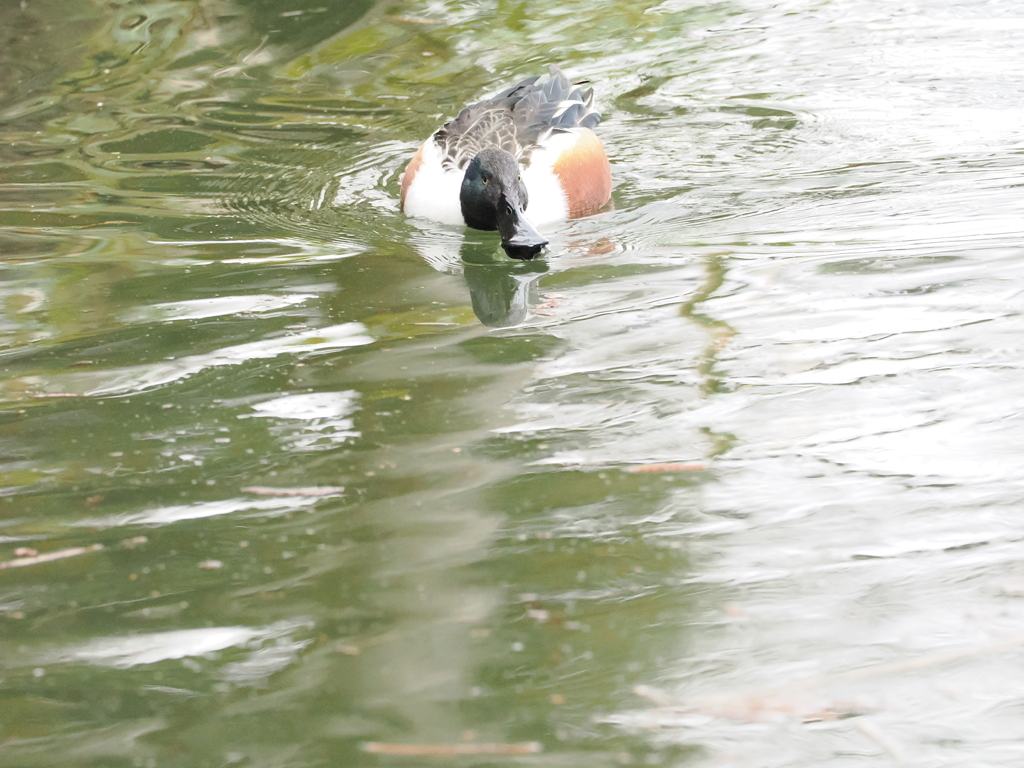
[3,0,1024,765]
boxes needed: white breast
[522,133,573,225]
[403,132,574,228]
[402,139,466,226]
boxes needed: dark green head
[460,147,548,260]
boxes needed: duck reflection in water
[405,222,549,327]
[462,258,548,328]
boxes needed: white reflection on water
[72,496,318,528]
[118,293,316,324]
[219,634,314,686]
[145,237,362,264]
[241,391,361,451]
[43,619,312,670]
[248,391,359,421]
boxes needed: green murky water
[3,0,1024,765]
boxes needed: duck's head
[460,147,548,260]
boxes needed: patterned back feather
[434,65,602,170]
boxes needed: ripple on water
[0,322,372,400]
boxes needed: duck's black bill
[500,217,548,261]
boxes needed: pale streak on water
[1,0,1024,765]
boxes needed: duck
[400,65,612,260]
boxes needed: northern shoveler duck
[400,65,612,260]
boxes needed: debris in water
[0,544,104,570]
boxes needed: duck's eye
[481,174,489,185]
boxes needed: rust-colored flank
[400,143,426,209]
[552,129,613,218]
